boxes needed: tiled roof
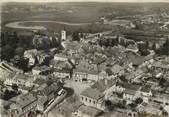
[50,60,72,69]
[118,82,141,91]
[91,79,116,93]
[140,85,152,93]
[81,87,103,100]
[65,41,82,51]
[37,82,60,96]
[15,93,37,109]
[124,88,136,95]
[52,68,71,73]
[33,65,50,71]
[111,64,124,74]
[152,61,169,69]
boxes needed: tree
[12,84,18,91]
[72,31,80,41]
[32,36,50,50]
[2,44,15,61]
[15,47,25,56]
[135,97,143,104]
[105,100,114,111]
[145,40,149,49]
[152,42,156,51]
[162,38,169,55]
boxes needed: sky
[0,0,169,2]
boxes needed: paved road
[43,89,67,117]
[64,80,90,95]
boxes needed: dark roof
[126,52,144,66]
[14,94,37,109]
[123,89,136,95]
[118,82,141,91]
[140,85,152,93]
[111,64,124,74]
[65,41,82,51]
[152,61,169,69]
[33,78,47,85]
[37,82,61,96]
[81,87,103,100]
[105,68,113,76]
[91,79,116,93]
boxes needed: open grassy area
[2,2,169,36]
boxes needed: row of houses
[78,76,169,116]
[8,80,64,117]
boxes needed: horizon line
[1,0,169,3]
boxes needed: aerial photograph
[0,0,169,117]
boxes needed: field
[1,2,169,35]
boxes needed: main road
[43,89,67,117]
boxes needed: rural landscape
[1,1,169,117]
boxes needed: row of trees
[158,38,169,55]
[1,31,32,61]
[1,31,64,61]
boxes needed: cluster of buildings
[1,28,169,117]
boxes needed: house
[137,102,162,116]
[146,77,159,87]
[138,85,153,103]
[91,79,117,101]
[98,70,109,80]
[24,49,38,66]
[115,82,141,94]
[0,99,12,117]
[139,85,153,97]
[3,62,23,74]
[52,68,71,79]
[80,87,104,110]
[32,65,51,75]
[126,51,144,67]
[127,69,145,81]
[111,64,125,77]
[73,60,100,82]
[36,51,50,65]
[73,68,88,82]
[50,60,73,70]
[0,61,22,81]
[35,81,63,111]
[126,110,138,117]
[151,93,169,106]
[64,41,82,55]
[54,54,68,62]
[77,105,102,117]
[113,83,140,103]
[54,53,75,63]
[9,93,37,117]
[123,88,137,103]
[73,67,99,83]
[91,79,116,99]
[151,61,169,73]
[4,73,34,88]
[91,79,116,94]
[141,54,155,68]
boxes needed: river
[5,21,91,30]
